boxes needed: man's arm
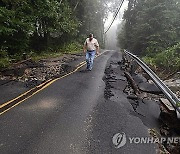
[96,46,100,55]
[95,40,100,55]
[83,45,86,53]
[83,39,87,53]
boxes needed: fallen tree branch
[124,71,140,95]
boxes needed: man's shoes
[87,68,92,71]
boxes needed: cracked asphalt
[0,50,157,154]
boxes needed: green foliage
[31,51,63,61]
[118,0,180,72]
[0,48,10,69]
[154,43,180,71]
[61,42,82,54]
[117,0,180,55]
[30,41,82,61]
[0,3,32,54]
[1,1,47,62]
[0,0,112,66]
[142,56,156,67]
[0,57,10,69]
[143,42,180,71]
[0,0,81,55]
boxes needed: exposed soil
[0,54,84,88]
[163,72,180,98]
[120,56,180,154]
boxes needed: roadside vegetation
[0,0,119,69]
[1,0,179,73]
[142,43,180,73]
[117,0,180,73]
[29,41,83,61]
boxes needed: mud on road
[0,54,84,104]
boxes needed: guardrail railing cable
[124,50,180,117]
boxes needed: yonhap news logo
[112,132,127,148]
[112,132,180,148]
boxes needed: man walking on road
[83,33,100,71]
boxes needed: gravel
[0,54,82,88]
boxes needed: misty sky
[104,0,128,28]
[104,0,128,50]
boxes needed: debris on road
[122,53,180,153]
[0,54,83,88]
[0,54,84,104]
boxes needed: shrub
[0,49,10,69]
[143,42,180,72]
[154,43,180,71]
[142,56,156,67]
[62,42,82,53]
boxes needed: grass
[31,48,82,61]
[0,57,10,69]
[31,42,83,61]
[0,42,83,69]
[31,51,64,61]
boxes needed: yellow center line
[0,79,52,109]
[0,51,105,115]
[76,61,86,67]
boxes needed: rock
[138,82,162,94]
[133,74,147,84]
[25,78,42,88]
[127,95,138,100]
[1,69,15,76]
[166,142,180,154]
[14,68,25,76]
[159,105,180,134]
[160,126,171,136]
[0,54,78,88]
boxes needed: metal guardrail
[124,50,180,116]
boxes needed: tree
[117,0,180,55]
[0,0,80,54]
[0,0,115,57]
[0,0,34,54]
[30,0,80,50]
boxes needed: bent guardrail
[124,50,180,115]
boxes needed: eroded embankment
[0,54,84,104]
[100,51,180,153]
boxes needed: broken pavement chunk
[138,82,162,94]
[159,98,175,112]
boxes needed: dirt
[163,72,180,98]
[0,54,84,88]
[121,56,180,154]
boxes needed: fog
[104,0,128,50]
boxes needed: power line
[104,0,124,33]
[104,0,125,34]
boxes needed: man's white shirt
[84,38,99,51]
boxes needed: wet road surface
[0,50,157,154]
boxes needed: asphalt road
[0,50,157,154]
